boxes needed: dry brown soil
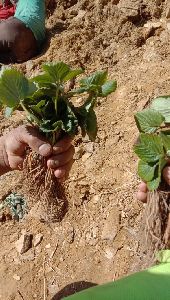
[0,0,170,299]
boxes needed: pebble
[144,21,162,29]
[118,0,139,18]
[84,142,94,153]
[33,233,43,247]
[13,274,21,281]
[74,146,84,160]
[101,208,120,241]
[48,283,59,295]
[104,249,114,260]
[66,226,75,244]
[91,194,101,204]
[15,234,33,254]
[45,243,51,249]
[20,249,35,262]
[73,10,86,21]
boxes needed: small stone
[101,207,120,241]
[13,274,21,281]
[48,283,59,295]
[97,130,107,141]
[66,226,75,244]
[33,233,43,247]
[35,245,42,255]
[91,194,101,204]
[144,21,162,29]
[74,146,84,160]
[15,234,33,254]
[26,60,34,72]
[104,249,114,260]
[89,186,96,194]
[118,0,139,18]
[20,249,35,261]
[84,142,94,153]
[73,10,86,21]
[45,243,51,249]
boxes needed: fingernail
[53,146,63,154]
[39,144,52,156]
[48,160,59,168]
[54,169,65,178]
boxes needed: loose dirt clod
[33,233,43,247]
[15,233,33,255]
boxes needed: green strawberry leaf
[101,80,117,97]
[42,62,70,83]
[150,96,170,123]
[135,109,165,133]
[80,70,108,87]
[31,74,53,85]
[134,133,164,163]
[62,68,84,81]
[138,160,158,182]
[146,157,166,191]
[160,131,170,153]
[39,120,63,133]
[61,103,78,135]
[0,69,36,107]
[147,176,160,191]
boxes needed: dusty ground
[1,0,170,299]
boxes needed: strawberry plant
[0,62,117,222]
[134,96,170,252]
[134,96,170,191]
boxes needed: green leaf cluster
[134,97,170,191]
[0,62,117,143]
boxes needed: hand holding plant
[134,96,170,253]
[0,61,117,222]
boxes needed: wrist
[0,136,11,175]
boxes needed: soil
[0,0,170,299]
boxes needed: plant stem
[20,101,41,125]
[55,85,59,114]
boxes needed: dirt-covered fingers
[137,181,148,203]
[54,159,74,181]
[13,125,52,156]
[52,136,73,155]
[47,145,75,169]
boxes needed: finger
[137,182,148,203]
[137,191,147,203]
[138,181,148,193]
[47,145,75,169]
[8,155,24,170]
[52,136,73,154]
[54,159,74,178]
[6,125,52,157]
[163,166,170,185]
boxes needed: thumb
[7,125,52,157]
